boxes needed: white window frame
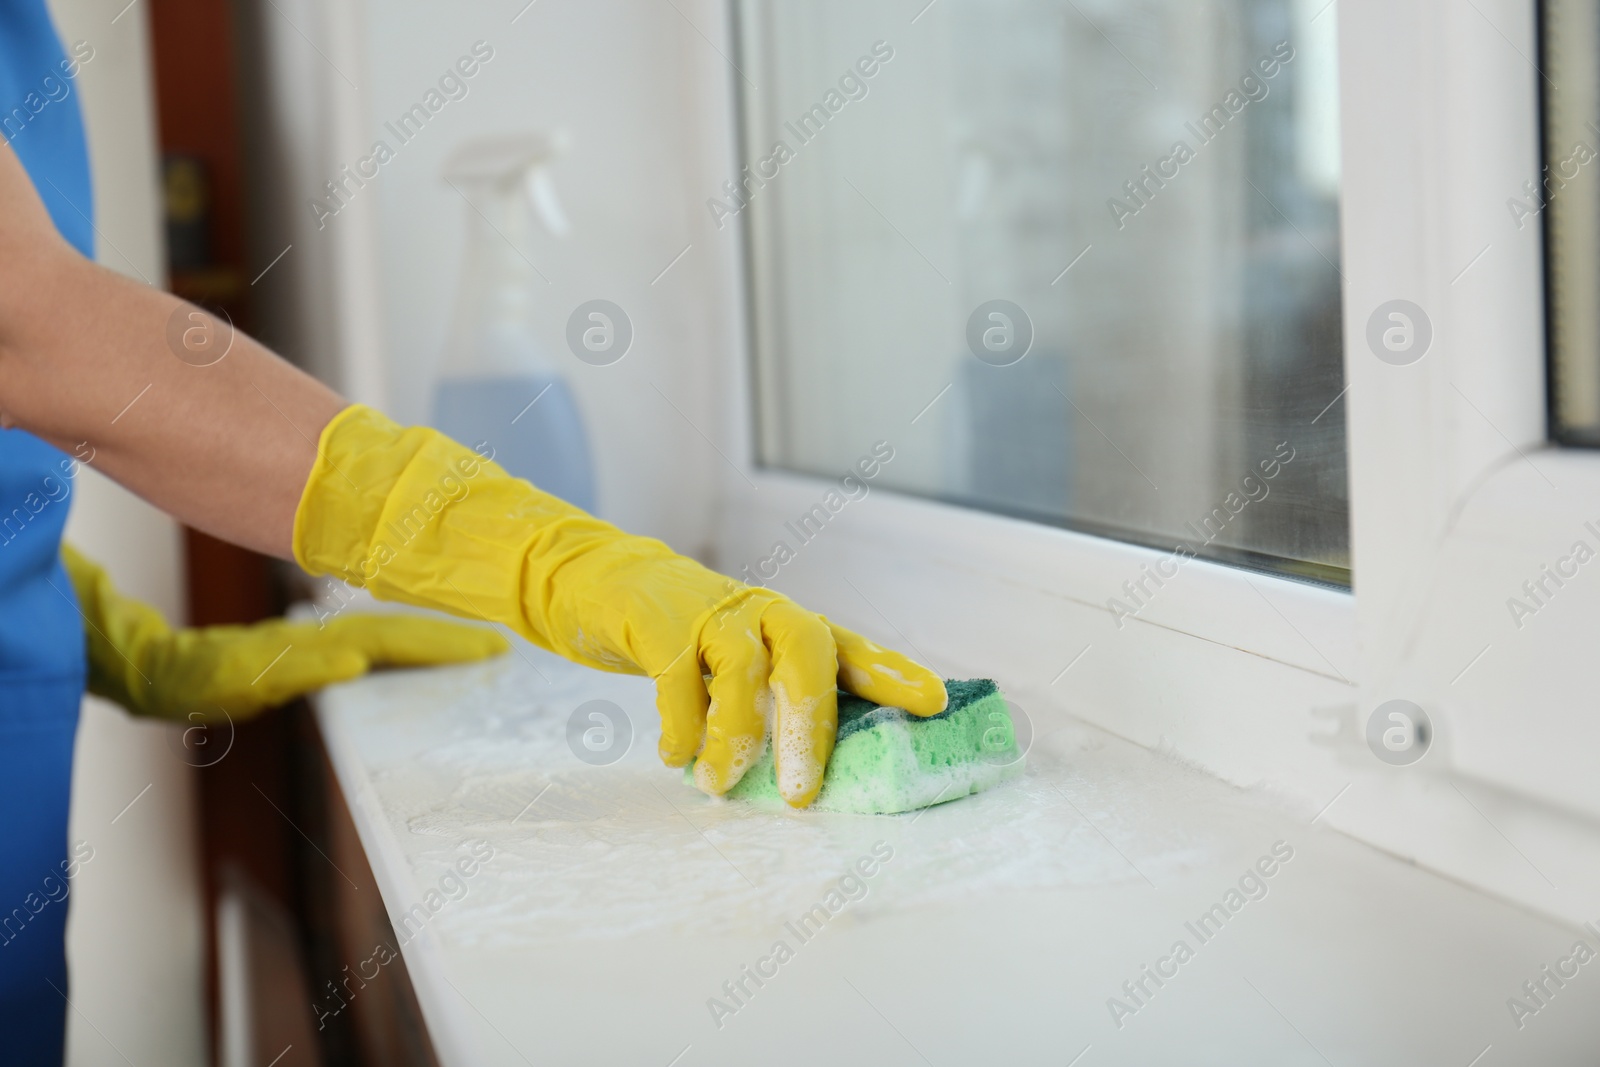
[700,0,1600,923]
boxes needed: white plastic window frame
[1342,0,1600,821]
[703,0,1595,920]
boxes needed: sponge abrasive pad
[686,679,1024,814]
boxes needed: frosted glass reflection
[736,0,1347,580]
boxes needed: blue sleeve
[1,1,96,257]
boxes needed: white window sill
[315,651,1597,1063]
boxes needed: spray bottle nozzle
[442,132,571,237]
[526,168,569,236]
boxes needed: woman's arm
[0,142,343,559]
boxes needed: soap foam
[342,656,1191,952]
[771,679,824,801]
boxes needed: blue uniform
[0,3,97,1062]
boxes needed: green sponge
[685,679,1024,814]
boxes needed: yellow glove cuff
[294,403,649,670]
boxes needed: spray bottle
[431,133,596,512]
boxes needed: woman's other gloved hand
[62,543,507,722]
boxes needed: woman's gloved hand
[62,543,508,722]
[293,404,948,807]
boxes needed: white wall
[232,0,390,409]
[331,0,727,550]
[47,1,208,1064]
[234,0,727,550]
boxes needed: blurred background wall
[234,0,729,552]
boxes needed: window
[710,0,1600,927]
[733,0,1347,583]
[1541,0,1600,445]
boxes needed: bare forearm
[0,146,344,559]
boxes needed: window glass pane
[1542,0,1600,445]
[734,0,1347,583]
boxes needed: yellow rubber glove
[293,404,948,807]
[62,543,508,722]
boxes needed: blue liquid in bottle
[432,374,595,513]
